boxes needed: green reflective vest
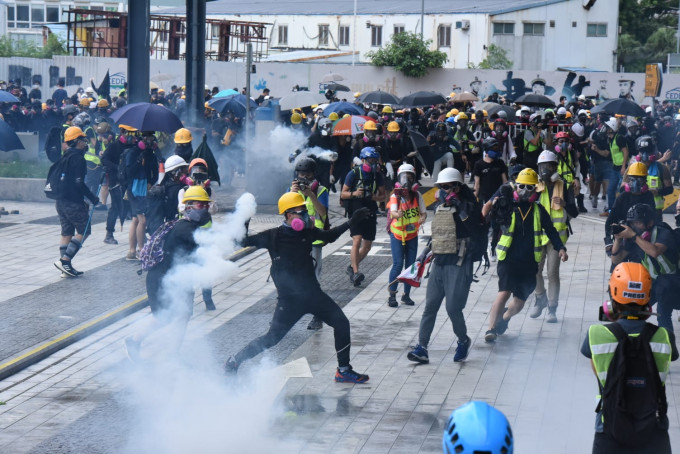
[538,182,568,245]
[610,134,623,166]
[640,226,677,279]
[496,204,544,262]
[300,186,328,246]
[557,150,575,184]
[646,162,664,211]
[524,129,542,154]
[83,126,101,166]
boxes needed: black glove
[349,207,370,227]
[91,197,100,206]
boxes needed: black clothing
[620,224,678,266]
[505,202,564,265]
[427,133,457,161]
[52,88,68,106]
[59,148,98,204]
[605,191,657,239]
[473,159,507,202]
[100,139,127,188]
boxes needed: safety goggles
[287,209,308,216]
[188,201,210,209]
[439,182,461,191]
[517,184,535,191]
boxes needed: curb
[0,246,257,382]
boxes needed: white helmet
[604,118,618,131]
[577,109,588,117]
[557,106,567,115]
[436,167,463,185]
[397,163,415,176]
[645,106,653,113]
[571,123,585,137]
[164,155,188,172]
[529,113,541,123]
[84,86,95,94]
[537,150,558,164]
[515,109,522,118]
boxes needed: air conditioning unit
[456,20,470,30]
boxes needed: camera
[611,223,625,235]
[492,184,514,227]
[293,178,308,191]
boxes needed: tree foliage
[467,44,513,70]
[618,0,677,72]
[0,34,69,59]
[366,32,447,78]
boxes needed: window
[46,6,60,23]
[318,24,329,46]
[7,6,14,28]
[278,25,288,45]
[493,22,514,35]
[16,5,29,28]
[523,23,545,36]
[211,24,220,39]
[437,25,451,47]
[587,23,607,37]
[339,25,349,46]
[31,6,44,25]
[9,5,62,29]
[371,25,382,47]
[394,25,405,35]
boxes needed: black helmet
[626,203,655,225]
[482,137,499,151]
[367,111,379,120]
[635,135,655,157]
[62,105,77,117]
[295,157,317,174]
[435,122,447,133]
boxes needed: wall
[3,56,680,108]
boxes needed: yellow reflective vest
[496,204,544,262]
[300,186,328,246]
[538,182,568,245]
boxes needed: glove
[91,197,100,206]
[386,162,394,179]
[349,207,371,227]
[329,175,336,184]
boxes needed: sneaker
[351,272,365,287]
[60,272,75,279]
[529,293,548,318]
[335,367,369,383]
[346,265,354,277]
[599,210,609,217]
[224,357,239,375]
[546,310,558,323]
[126,252,139,261]
[387,294,398,307]
[453,336,471,362]
[104,233,118,245]
[591,197,597,209]
[124,337,141,362]
[495,313,510,335]
[204,299,216,311]
[54,259,77,277]
[601,195,606,200]
[95,204,108,211]
[407,344,429,364]
[485,330,498,343]
[578,205,588,213]
[401,294,415,306]
[307,316,323,330]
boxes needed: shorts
[56,199,91,237]
[497,259,537,301]
[128,193,147,216]
[349,213,377,241]
[591,159,611,183]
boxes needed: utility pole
[185,0,206,126]
[245,43,252,135]
[127,0,150,104]
[420,0,424,38]
[352,0,357,66]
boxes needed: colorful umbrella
[331,115,372,136]
[390,251,433,288]
[214,89,239,98]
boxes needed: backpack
[44,154,73,200]
[145,183,168,235]
[597,323,667,447]
[139,219,180,272]
[45,126,63,163]
[117,146,139,189]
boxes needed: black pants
[592,428,671,454]
[234,289,351,367]
[106,185,123,234]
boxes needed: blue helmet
[442,401,513,454]
[445,116,456,125]
[360,147,380,160]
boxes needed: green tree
[0,34,68,59]
[618,0,677,71]
[366,32,447,78]
[467,44,513,70]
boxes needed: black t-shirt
[473,159,507,202]
[621,224,678,265]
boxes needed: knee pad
[64,239,82,259]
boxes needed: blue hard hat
[360,147,379,160]
[445,116,456,125]
[442,401,513,454]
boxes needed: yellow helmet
[291,113,302,124]
[363,120,377,131]
[79,98,91,107]
[446,111,452,118]
[450,108,459,116]
[204,101,213,110]
[516,168,539,185]
[328,112,339,121]
[482,109,488,117]
[174,128,193,144]
[353,92,362,98]
[449,92,456,98]
[278,192,305,214]
[387,121,400,133]
[182,186,211,203]
[342,113,350,118]
[41,102,47,111]
[382,106,393,114]
[119,124,138,132]
[628,162,648,177]
[292,108,302,113]
[64,126,86,142]
[456,112,468,121]
[97,99,109,108]
[470,114,476,121]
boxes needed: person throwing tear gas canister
[224,193,372,383]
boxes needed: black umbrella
[514,94,555,108]
[400,91,447,107]
[109,102,183,133]
[407,129,434,174]
[477,102,517,122]
[191,134,220,186]
[0,91,20,103]
[325,82,350,92]
[357,90,400,105]
[0,119,24,151]
[208,94,258,117]
[590,98,645,117]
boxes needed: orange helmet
[609,262,652,306]
[188,157,208,173]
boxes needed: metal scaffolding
[64,9,270,61]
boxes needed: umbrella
[321,73,344,83]
[109,102,183,133]
[0,119,24,151]
[357,91,401,105]
[323,101,364,116]
[514,94,555,107]
[279,91,327,111]
[325,82,350,92]
[389,251,433,288]
[400,91,447,107]
[191,134,220,185]
[477,102,517,122]
[408,129,434,174]
[331,115,372,136]
[590,98,645,117]
[214,89,239,98]
[208,94,258,117]
[0,91,20,103]
[149,81,159,90]
[151,73,174,82]
[453,91,479,102]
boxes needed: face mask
[624,178,648,194]
[516,188,537,202]
[486,150,500,159]
[362,162,378,173]
[186,207,211,225]
[290,212,315,231]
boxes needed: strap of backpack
[639,323,668,419]
[595,323,628,413]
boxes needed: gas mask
[364,131,377,141]
[538,164,558,183]
[394,174,419,196]
[637,151,656,163]
[290,212,315,231]
[457,121,468,130]
[623,177,648,194]
[296,177,319,192]
[514,188,538,203]
[388,132,400,141]
[186,207,211,225]
[362,161,379,173]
